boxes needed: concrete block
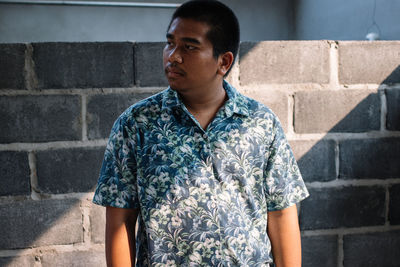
[389,184,400,225]
[36,147,105,194]
[386,89,400,131]
[90,204,106,243]
[32,42,134,89]
[87,92,154,139]
[134,42,168,87]
[343,230,400,267]
[294,90,380,133]
[290,140,336,182]
[0,43,26,89]
[299,187,385,230]
[243,90,288,132]
[0,255,36,267]
[41,250,106,267]
[0,95,81,143]
[339,41,400,84]
[239,41,330,85]
[301,235,337,267]
[0,199,82,249]
[0,151,30,196]
[339,138,400,179]
[224,60,239,86]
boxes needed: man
[93,1,309,266]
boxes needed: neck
[178,80,227,130]
[182,82,226,112]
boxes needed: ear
[217,51,234,76]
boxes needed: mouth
[165,66,185,79]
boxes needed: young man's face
[163,17,222,94]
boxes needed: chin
[168,81,187,93]
[170,86,188,94]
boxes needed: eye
[185,44,197,50]
[166,41,175,48]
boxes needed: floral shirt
[93,81,309,266]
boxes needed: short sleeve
[264,117,309,211]
[92,113,139,209]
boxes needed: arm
[106,206,139,267]
[267,204,302,267]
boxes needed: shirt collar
[161,80,250,117]
[223,80,250,117]
[161,86,182,111]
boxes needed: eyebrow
[166,33,201,45]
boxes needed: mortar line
[0,139,107,152]
[328,41,340,89]
[133,42,138,86]
[24,43,38,91]
[0,192,95,205]
[385,185,390,226]
[34,251,42,267]
[338,234,344,267]
[335,140,340,179]
[28,151,41,200]
[2,131,399,150]
[228,59,240,89]
[286,131,400,141]
[301,224,400,236]
[81,200,92,247]
[81,94,88,141]
[2,84,399,96]
[0,87,163,96]
[237,45,242,88]
[239,83,400,92]
[305,178,400,188]
[380,89,387,131]
[0,243,105,258]
[288,93,295,134]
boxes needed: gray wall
[1,40,400,267]
[1,0,399,43]
[294,0,400,40]
[0,0,293,43]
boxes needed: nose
[167,46,183,64]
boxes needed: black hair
[168,0,240,75]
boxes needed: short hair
[168,0,240,75]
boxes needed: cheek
[162,51,168,65]
[162,47,172,65]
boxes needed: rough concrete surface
[339,41,400,84]
[32,42,134,89]
[0,95,82,143]
[0,199,82,249]
[294,90,380,133]
[239,41,330,85]
[0,41,399,267]
[87,92,155,139]
[0,43,26,89]
[290,139,336,182]
[300,186,385,230]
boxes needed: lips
[165,66,185,78]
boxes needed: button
[203,134,208,139]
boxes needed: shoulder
[113,89,166,127]
[224,81,279,123]
[238,92,280,124]
[126,90,165,116]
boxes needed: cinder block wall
[0,41,399,267]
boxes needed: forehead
[167,17,211,41]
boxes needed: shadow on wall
[294,68,400,266]
[238,41,400,266]
[1,42,400,266]
[0,42,163,267]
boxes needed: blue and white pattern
[93,81,309,266]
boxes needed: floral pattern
[93,81,309,266]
